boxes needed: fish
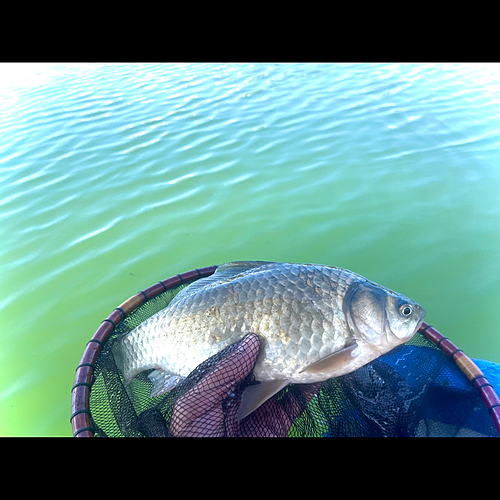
[112,261,426,420]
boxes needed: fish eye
[399,304,413,317]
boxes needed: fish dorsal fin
[170,261,274,306]
[236,378,290,421]
[215,261,275,278]
[300,343,359,375]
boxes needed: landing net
[71,266,500,437]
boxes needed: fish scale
[113,261,425,420]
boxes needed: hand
[168,333,323,437]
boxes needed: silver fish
[113,261,426,420]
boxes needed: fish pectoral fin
[148,369,185,398]
[300,343,360,375]
[236,379,290,421]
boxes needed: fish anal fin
[148,369,184,397]
[236,378,289,421]
[300,343,359,375]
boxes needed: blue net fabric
[319,339,498,437]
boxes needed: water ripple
[68,217,123,248]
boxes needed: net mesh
[87,283,498,437]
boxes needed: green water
[1,63,499,437]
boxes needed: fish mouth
[412,303,426,329]
[412,307,426,335]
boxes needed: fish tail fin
[111,332,144,387]
[111,335,131,385]
[111,330,183,397]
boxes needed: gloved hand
[168,333,323,437]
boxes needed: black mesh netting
[88,284,498,437]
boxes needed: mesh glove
[167,333,323,437]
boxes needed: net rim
[70,268,500,437]
[420,321,500,436]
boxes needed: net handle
[419,321,500,436]
[70,265,218,437]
